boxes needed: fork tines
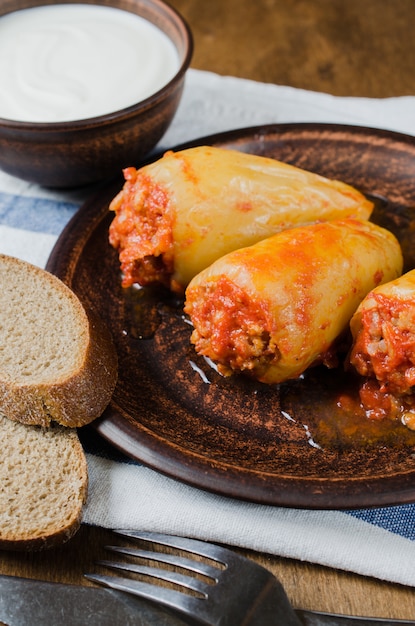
[85,530,231,623]
[85,530,300,626]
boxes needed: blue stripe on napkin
[0,192,79,235]
[346,505,415,541]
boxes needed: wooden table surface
[2,0,415,622]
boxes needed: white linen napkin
[2,69,415,587]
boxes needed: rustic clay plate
[47,123,415,509]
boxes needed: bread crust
[0,415,88,551]
[0,254,118,427]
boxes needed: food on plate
[109,146,374,292]
[349,269,415,428]
[0,412,88,550]
[184,219,403,384]
[0,254,118,428]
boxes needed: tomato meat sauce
[185,277,277,377]
[350,293,415,396]
[109,168,174,289]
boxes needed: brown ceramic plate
[47,123,415,509]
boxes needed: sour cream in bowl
[0,0,193,187]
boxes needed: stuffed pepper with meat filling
[349,269,415,428]
[109,146,373,293]
[184,218,403,385]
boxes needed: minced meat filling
[185,277,279,377]
[109,168,174,288]
[351,293,415,396]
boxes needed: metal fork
[85,530,415,626]
[85,529,300,625]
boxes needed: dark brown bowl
[0,0,193,188]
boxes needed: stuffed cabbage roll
[184,219,403,385]
[349,269,415,399]
[109,146,373,292]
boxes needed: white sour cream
[0,4,180,122]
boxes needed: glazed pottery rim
[0,0,193,130]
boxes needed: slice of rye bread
[0,412,88,550]
[0,254,118,427]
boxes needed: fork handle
[239,578,303,626]
[295,609,415,625]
